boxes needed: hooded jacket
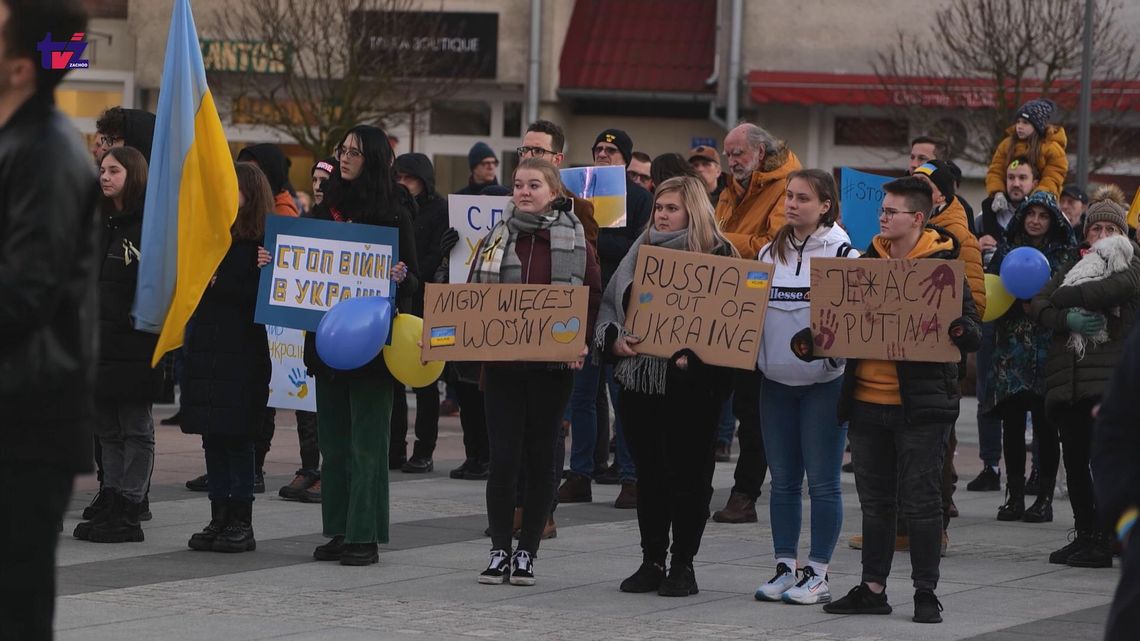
[931,195,987,317]
[715,146,802,259]
[985,125,1069,197]
[1,92,101,472]
[1032,235,1140,415]
[835,225,982,425]
[238,144,299,217]
[983,192,1078,413]
[120,109,156,163]
[394,152,448,315]
[757,223,857,386]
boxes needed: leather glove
[790,327,815,362]
[440,227,460,254]
[991,192,1009,215]
[1067,310,1106,336]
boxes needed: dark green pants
[317,374,393,544]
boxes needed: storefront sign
[350,11,498,79]
[200,39,289,74]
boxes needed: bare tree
[874,0,1140,171]
[208,0,485,159]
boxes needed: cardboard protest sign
[266,326,316,412]
[560,165,626,228]
[809,258,964,362]
[420,283,589,362]
[448,195,510,284]
[840,168,892,252]
[255,216,398,331]
[624,246,773,370]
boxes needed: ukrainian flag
[133,0,238,366]
[560,165,627,228]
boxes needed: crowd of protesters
[4,1,1140,639]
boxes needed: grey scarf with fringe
[594,228,690,394]
[469,203,586,285]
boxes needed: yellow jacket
[930,196,986,319]
[985,125,1069,197]
[715,147,801,258]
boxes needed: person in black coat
[180,162,273,554]
[390,152,448,472]
[0,3,100,634]
[72,146,163,545]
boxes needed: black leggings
[391,381,441,460]
[484,367,573,554]
[1052,399,1099,531]
[999,394,1059,494]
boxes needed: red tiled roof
[559,0,717,95]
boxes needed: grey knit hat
[1084,199,1128,234]
[1016,99,1056,136]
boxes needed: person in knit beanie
[592,129,633,167]
[985,98,1069,202]
[1083,199,1128,239]
[456,141,499,195]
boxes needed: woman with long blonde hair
[596,176,738,597]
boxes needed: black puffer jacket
[96,207,163,401]
[237,144,290,195]
[180,240,271,436]
[0,92,100,472]
[836,225,982,425]
[1031,237,1140,415]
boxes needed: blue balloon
[999,246,1051,299]
[315,297,392,370]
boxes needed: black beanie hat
[593,128,634,166]
[913,160,957,203]
[467,141,496,170]
[311,156,336,176]
[1016,99,1056,136]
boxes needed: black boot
[74,488,117,540]
[88,492,145,543]
[1050,530,1092,564]
[996,478,1025,521]
[340,542,379,566]
[189,499,229,551]
[1022,480,1054,523]
[1067,530,1113,568]
[212,499,256,553]
[82,487,111,520]
[658,562,699,596]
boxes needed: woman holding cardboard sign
[469,158,602,586]
[753,169,857,605]
[596,176,738,597]
[303,125,420,567]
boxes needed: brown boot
[511,507,523,538]
[712,491,757,523]
[614,480,637,509]
[848,533,909,550]
[557,473,592,503]
[542,516,557,539]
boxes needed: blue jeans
[717,394,735,446]
[760,377,845,563]
[568,353,635,480]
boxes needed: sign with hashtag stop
[808,258,964,362]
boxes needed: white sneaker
[478,549,510,584]
[782,566,830,605]
[754,562,796,601]
[509,550,536,586]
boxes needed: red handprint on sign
[919,264,956,307]
[886,343,908,361]
[813,309,840,349]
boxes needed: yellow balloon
[983,273,1015,322]
[383,313,445,388]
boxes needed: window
[429,100,491,136]
[834,117,909,148]
[502,101,522,138]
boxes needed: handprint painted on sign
[287,368,309,399]
[813,308,840,349]
[919,264,956,307]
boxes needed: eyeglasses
[517,146,556,158]
[336,145,363,160]
[593,144,621,157]
[628,171,651,184]
[96,135,121,148]
[879,207,920,220]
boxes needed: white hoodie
[756,224,858,386]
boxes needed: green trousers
[316,374,393,544]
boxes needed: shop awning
[559,0,716,98]
[747,70,1140,111]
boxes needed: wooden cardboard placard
[809,257,964,362]
[420,283,590,362]
[624,246,773,370]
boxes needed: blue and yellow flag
[133,0,238,366]
[560,165,627,228]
